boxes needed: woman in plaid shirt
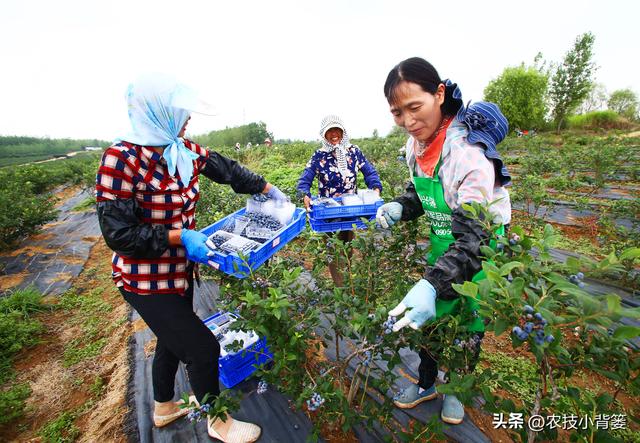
[96,74,283,442]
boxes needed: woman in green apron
[375,57,512,424]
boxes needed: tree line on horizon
[483,32,639,133]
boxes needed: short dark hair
[384,57,461,116]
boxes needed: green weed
[0,383,32,426]
[38,411,80,443]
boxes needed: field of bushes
[192,131,640,442]
[0,127,639,441]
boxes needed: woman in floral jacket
[297,115,382,285]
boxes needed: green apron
[413,161,504,333]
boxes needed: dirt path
[0,187,101,295]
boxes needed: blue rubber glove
[376,202,403,228]
[181,229,216,266]
[266,185,289,202]
[388,279,437,331]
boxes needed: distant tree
[388,125,406,138]
[578,82,608,114]
[484,64,548,130]
[372,129,379,139]
[194,121,273,147]
[608,88,639,121]
[549,32,597,132]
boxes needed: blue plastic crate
[308,214,376,232]
[204,312,273,388]
[200,207,306,278]
[309,196,383,220]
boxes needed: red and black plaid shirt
[96,139,208,295]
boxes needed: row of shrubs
[0,154,101,250]
[566,110,636,130]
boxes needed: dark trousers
[121,287,220,403]
[418,332,484,389]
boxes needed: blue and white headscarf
[118,73,212,186]
[444,79,511,186]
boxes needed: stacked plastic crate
[308,189,383,232]
[203,312,273,388]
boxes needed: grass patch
[71,196,95,212]
[0,288,49,385]
[38,410,80,443]
[90,376,105,398]
[477,350,539,401]
[60,289,112,315]
[0,383,32,426]
[59,289,112,367]
[0,288,50,426]
[555,233,601,259]
[63,337,107,367]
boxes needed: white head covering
[118,73,214,186]
[319,114,350,176]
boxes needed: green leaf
[452,281,478,298]
[605,294,621,314]
[612,325,640,340]
[499,262,524,276]
[508,277,525,299]
[565,256,581,271]
[461,203,477,217]
[620,247,640,262]
[480,245,496,259]
[481,261,500,275]
[619,307,640,319]
[494,318,509,336]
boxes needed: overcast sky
[1,0,638,143]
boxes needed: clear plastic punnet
[341,194,363,206]
[246,197,295,226]
[358,189,380,205]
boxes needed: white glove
[388,279,437,331]
[376,202,403,229]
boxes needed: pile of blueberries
[252,193,269,203]
[496,233,521,252]
[187,403,211,423]
[244,211,283,231]
[219,211,283,244]
[209,234,229,249]
[568,272,585,288]
[453,334,482,352]
[362,350,372,367]
[512,305,554,345]
[307,392,325,412]
[383,316,397,335]
[257,380,268,395]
